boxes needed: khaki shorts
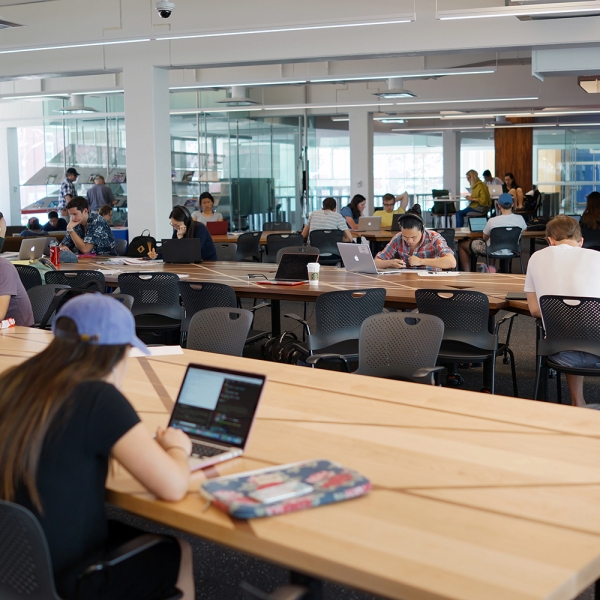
[469,239,487,256]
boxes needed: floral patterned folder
[200,459,371,519]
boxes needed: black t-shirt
[15,381,140,596]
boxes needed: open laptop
[18,237,48,260]
[168,363,266,471]
[488,185,503,197]
[355,216,381,232]
[468,217,488,233]
[161,238,203,263]
[251,252,319,285]
[337,242,411,275]
[391,214,404,232]
[206,221,228,235]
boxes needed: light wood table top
[3,327,600,600]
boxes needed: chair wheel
[445,374,464,387]
[503,355,511,364]
[549,368,557,379]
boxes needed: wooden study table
[4,326,600,600]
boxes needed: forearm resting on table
[0,295,10,321]
[62,230,93,253]
[422,254,457,269]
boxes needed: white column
[0,128,22,225]
[348,108,374,214]
[442,130,460,196]
[123,64,172,240]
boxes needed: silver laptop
[355,216,381,232]
[18,237,47,260]
[168,363,266,471]
[337,242,409,275]
[488,185,503,197]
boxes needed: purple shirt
[0,257,34,326]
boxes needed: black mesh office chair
[263,233,304,263]
[235,232,261,262]
[186,307,253,356]
[14,265,42,291]
[534,296,600,404]
[308,229,344,266]
[118,273,182,344]
[45,270,106,292]
[263,221,292,231]
[486,227,524,273]
[214,242,237,261]
[115,238,128,256]
[275,246,319,264]
[581,226,600,252]
[287,288,386,366]
[0,500,182,600]
[27,284,70,328]
[415,289,518,395]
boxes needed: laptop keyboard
[192,443,227,458]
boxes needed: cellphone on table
[248,480,313,504]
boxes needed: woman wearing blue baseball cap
[0,294,194,599]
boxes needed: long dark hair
[170,205,196,238]
[347,194,366,220]
[0,317,128,510]
[504,172,520,190]
[581,191,600,230]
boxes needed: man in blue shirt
[59,196,117,256]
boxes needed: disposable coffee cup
[307,262,320,284]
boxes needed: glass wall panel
[460,131,495,182]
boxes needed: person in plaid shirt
[375,211,456,270]
[58,167,79,212]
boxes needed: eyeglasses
[383,203,395,207]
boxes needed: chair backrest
[178,281,237,332]
[186,307,252,356]
[117,272,182,319]
[45,270,106,292]
[355,312,444,380]
[432,228,455,248]
[115,238,128,256]
[26,284,70,327]
[308,229,344,257]
[235,232,261,262]
[540,296,600,343]
[214,242,238,261]
[487,226,522,255]
[275,246,320,264]
[432,189,449,199]
[263,221,292,231]
[581,226,600,249]
[264,233,304,263]
[315,288,386,333]
[111,293,134,311]
[14,265,42,291]
[0,500,61,600]
[415,289,495,350]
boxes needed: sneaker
[477,264,497,273]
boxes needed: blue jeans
[455,207,486,228]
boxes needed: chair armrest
[248,302,271,313]
[494,312,517,334]
[412,366,445,386]
[305,353,352,372]
[285,312,311,336]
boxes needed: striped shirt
[376,229,453,266]
[306,210,349,234]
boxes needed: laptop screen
[169,364,265,448]
[275,253,318,281]
[469,217,488,232]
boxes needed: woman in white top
[191,192,223,224]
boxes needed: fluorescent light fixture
[265,102,395,111]
[438,2,600,20]
[394,96,538,107]
[172,107,265,114]
[375,91,417,99]
[331,116,349,122]
[488,121,600,129]
[156,18,414,42]
[391,126,486,132]
[0,38,150,55]
[71,90,124,95]
[440,108,600,119]
[376,117,406,124]
[170,80,306,90]
[3,93,69,100]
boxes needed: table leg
[271,299,281,337]
[290,572,323,600]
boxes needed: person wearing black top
[43,210,68,232]
[0,294,195,599]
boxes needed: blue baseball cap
[498,193,514,208]
[52,293,150,354]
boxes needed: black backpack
[526,216,550,231]
[126,229,157,257]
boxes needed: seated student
[525,215,600,407]
[59,196,118,256]
[301,197,353,242]
[373,193,407,227]
[503,172,525,210]
[0,256,34,326]
[579,190,600,237]
[0,294,194,599]
[457,193,527,272]
[374,209,456,270]
[456,170,492,228]
[149,205,217,261]
[340,194,367,230]
[98,204,113,224]
[483,169,503,188]
[20,217,48,237]
[191,192,223,224]
[42,210,68,232]
[0,212,5,252]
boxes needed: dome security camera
[155,1,175,18]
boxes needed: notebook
[168,363,266,471]
[468,217,488,233]
[337,243,412,275]
[251,252,318,285]
[161,238,203,263]
[206,221,228,235]
[355,216,381,232]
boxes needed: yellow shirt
[468,180,492,210]
[373,207,405,227]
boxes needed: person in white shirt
[457,193,526,271]
[482,169,503,187]
[525,215,600,406]
[301,197,353,242]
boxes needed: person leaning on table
[455,169,492,228]
[525,215,600,407]
[301,196,353,242]
[374,210,456,270]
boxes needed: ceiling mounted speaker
[373,79,417,100]
[56,95,98,114]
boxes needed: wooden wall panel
[494,118,533,193]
